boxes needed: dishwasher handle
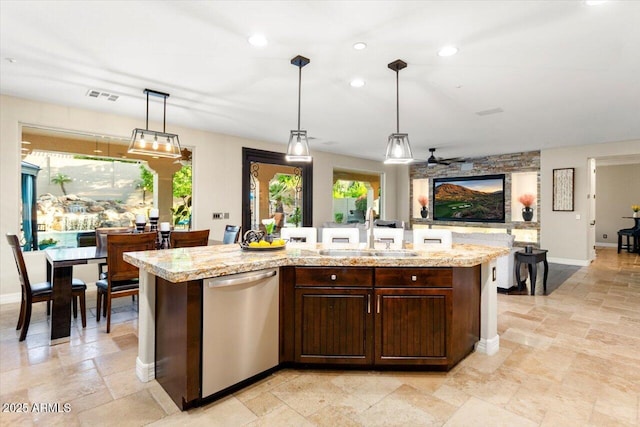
[206,269,277,288]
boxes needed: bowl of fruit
[240,230,286,251]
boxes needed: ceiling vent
[86,89,119,102]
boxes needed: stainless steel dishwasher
[202,268,279,398]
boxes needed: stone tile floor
[0,248,638,426]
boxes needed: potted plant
[38,238,58,250]
[518,193,536,221]
[417,195,428,218]
[334,212,344,224]
[632,204,640,218]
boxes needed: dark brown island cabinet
[280,265,481,369]
[156,265,481,410]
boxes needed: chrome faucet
[366,207,375,249]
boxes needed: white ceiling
[1,1,639,162]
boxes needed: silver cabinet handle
[376,294,381,314]
[367,294,371,314]
[411,275,417,282]
[330,274,337,281]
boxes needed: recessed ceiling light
[353,42,367,50]
[438,46,458,57]
[350,79,365,88]
[585,0,607,5]
[21,140,31,145]
[248,34,268,47]
[5,57,17,63]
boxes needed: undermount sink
[318,249,418,258]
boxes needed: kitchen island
[125,243,508,409]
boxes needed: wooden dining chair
[222,225,241,244]
[170,229,210,248]
[6,233,87,341]
[95,227,133,279]
[95,232,156,333]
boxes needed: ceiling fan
[423,148,465,167]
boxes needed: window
[19,126,192,250]
[332,169,381,224]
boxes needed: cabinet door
[374,288,452,366]
[295,288,373,365]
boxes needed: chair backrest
[106,232,157,283]
[5,234,32,301]
[76,231,97,247]
[96,227,132,250]
[280,227,317,247]
[374,219,405,229]
[373,228,404,249]
[321,228,360,247]
[170,229,210,248]
[222,225,241,244]
[412,229,452,251]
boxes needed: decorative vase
[522,207,534,222]
[420,206,428,219]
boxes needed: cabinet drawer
[375,268,452,288]
[295,267,373,287]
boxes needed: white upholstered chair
[280,227,317,247]
[412,229,452,251]
[372,228,404,249]
[321,228,360,248]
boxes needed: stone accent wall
[410,151,540,244]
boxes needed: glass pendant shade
[384,133,413,164]
[128,129,181,158]
[384,59,414,164]
[286,55,312,163]
[286,130,312,162]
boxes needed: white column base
[479,260,500,356]
[136,356,155,382]
[137,270,156,383]
[476,335,500,356]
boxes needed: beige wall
[595,164,640,246]
[540,140,640,265]
[1,95,399,300]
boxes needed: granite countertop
[124,243,510,283]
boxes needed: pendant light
[128,89,182,159]
[384,59,414,164]
[285,55,312,162]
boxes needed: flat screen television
[433,174,505,223]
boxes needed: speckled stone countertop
[124,243,510,283]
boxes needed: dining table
[45,246,106,344]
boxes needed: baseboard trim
[595,243,617,248]
[0,292,21,305]
[136,357,155,382]
[476,335,500,356]
[547,257,590,267]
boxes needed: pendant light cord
[145,91,149,131]
[297,65,302,131]
[163,96,167,133]
[396,69,400,133]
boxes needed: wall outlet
[212,212,223,219]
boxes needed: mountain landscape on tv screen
[434,183,504,220]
